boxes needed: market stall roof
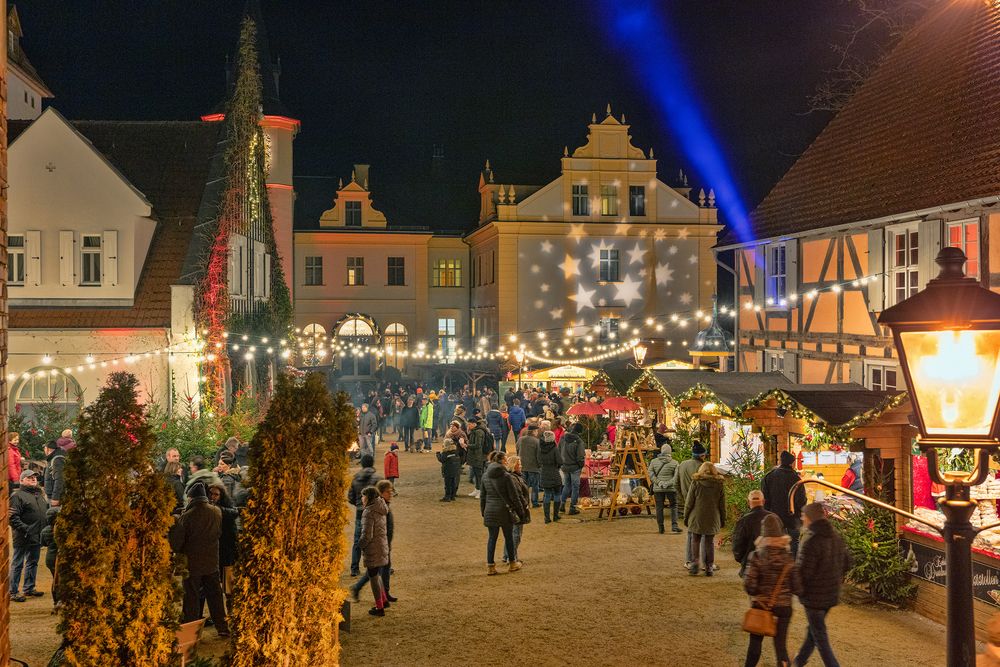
[585,368,644,395]
[644,370,793,408]
[779,387,901,426]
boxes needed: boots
[508,560,522,573]
[487,563,498,576]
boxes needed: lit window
[7,235,25,285]
[437,318,457,361]
[387,257,405,286]
[572,184,589,216]
[600,185,618,216]
[599,249,620,282]
[345,201,362,227]
[889,226,919,305]
[767,244,786,301]
[81,235,102,285]
[385,323,408,370]
[304,256,323,286]
[947,220,979,280]
[432,259,462,287]
[629,185,646,216]
[347,257,364,285]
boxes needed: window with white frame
[599,249,620,282]
[866,362,899,391]
[572,184,589,216]
[947,219,979,280]
[600,185,618,216]
[7,234,25,285]
[432,259,462,287]
[889,224,919,305]
[765,351,784,373]
[304,256,323,285]
[766,243,786,301]
[437,317,457,361]
[80,235,102,285]
[345,201,362,227]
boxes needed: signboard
[901,537,1000,607]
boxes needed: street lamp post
[879,246,1000,667]
[632,341,647,367]
[514,350,525,390]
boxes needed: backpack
[481,428,495,455]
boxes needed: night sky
[20,0,859,232]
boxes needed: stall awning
[778,387,904,427]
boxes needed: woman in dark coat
[539,431,563,523]
[162,461,186,513]
[400,396,419,452]
[684,461,727,576]
[480,452,522,575]
[208,484,240,598]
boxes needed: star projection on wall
[614,274,642,306]
[559,254,581,278]
[627,242,645,265]
[570,283,596,311]
[655,261,674,285]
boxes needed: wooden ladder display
[599,426,654,520]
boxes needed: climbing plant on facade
[56,372,176,665]
[227,372,352,665]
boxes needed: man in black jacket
[794,502,852,667]
[761,450,807,555]
[559,423,586,515]
[43,441,66,508]
[731,489,774,577]
[348,455,381,577]
[9,470,49,601]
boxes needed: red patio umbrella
[566,401,607,416]
[601,396,642,412]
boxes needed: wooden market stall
[519,364,597,393]
[583,368,643,400]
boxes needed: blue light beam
[597,1,753,243]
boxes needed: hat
[19,470,38,481]
[542,430,555,443]
[761,513,785,538]
[780,450,796,466]
[691,443,707,457]
[802,502,826,523]
[187,483,207,500]
[660,444,672,457]
[390,443,399,451]
[43,440,58,451]
[429,392,438,400]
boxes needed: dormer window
[345,201,362,227]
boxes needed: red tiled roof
[10,121,223,329]
[723,1,1000,246]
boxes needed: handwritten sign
[901,538,1000,607]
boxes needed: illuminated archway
[384,323,408,372]
[10,366,83,420]
[301,323,327,366]
[334,314,380,378]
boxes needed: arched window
[301,323,327,366]
[10,367,82,421]
[384,323,408,371]
[335,315,379,377]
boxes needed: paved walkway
[340,446,948,666]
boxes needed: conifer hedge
[228,372,351,666]
[56,372,177,665]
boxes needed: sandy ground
[9,443,950,666]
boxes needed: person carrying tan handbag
[742,514,802,667]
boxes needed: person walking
[384,444,400,494]
[480,451,522,574]
[504,455,531,564]
[684,461,726,576]
[207,484,239,602]
[348,455,382,577]
[793,502,853,667]
[508,399,526,439]
[9,470,48,602]
[351,480,397,607]
[743,514,800,667]
[539,430,563,523]
[558,422,586,515]
[762,450,808,556]
[486,407,505,453]
[676,442,707,567]
[43,440,67,508]
[357,486,390,617]
[516,424,542,508]
[359,403,379,458]
[169,483,229,637]
[648,443,680,534]
[436,438,462,502]
[732,490,775,577]
[467,417,491,498]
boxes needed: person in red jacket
[7,432,23,493]
[384,444,400,495]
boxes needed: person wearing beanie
[732,489,775,577]
[558,420,586,515]
[762,449,808,556]
[793,502,852,667]
[538,430,563,523]
[516,424,542,508]
[419,396,435,452]
[56,428,76,451]
[348,454,382,577]
[743,513,800,667]
[169,481,228,637]
[43,440,67,508]
[384,444,400,495]
[978,612,1000,666]
[675,441,708,568]
[648,443,680,534]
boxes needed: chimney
[354,164,370,190]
